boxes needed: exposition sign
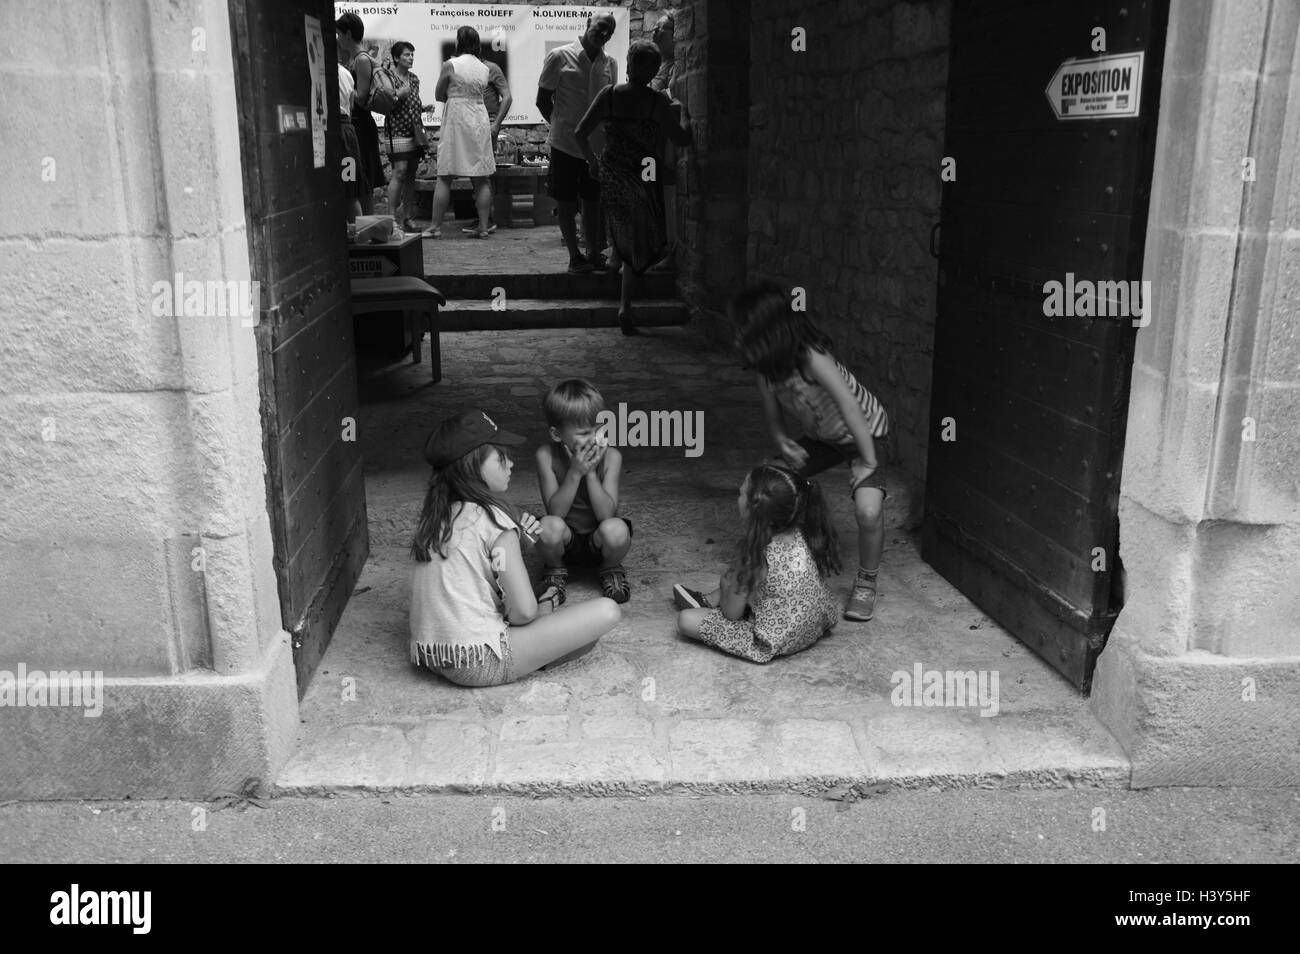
[333,2,631,126]
[1044,51,1143,120]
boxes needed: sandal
[420,227,440,239]
[599,565,631,604]
[535,567,568,606]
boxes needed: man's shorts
[564,517,633,566]
[548,147,601,203]
[786,436,888,499]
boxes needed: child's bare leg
[593,517,631,568]
[854,487,885,571]
[677,607,709,638]
[510,598,621,675]
[537,516,570,569]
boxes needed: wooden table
[346,233,427,368]
[414,163,553,227]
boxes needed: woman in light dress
[424,26,496,239]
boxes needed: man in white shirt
[537,13,618,274]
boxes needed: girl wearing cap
[410,408,621,687]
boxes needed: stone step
[427,269,678,302]
[438,297,689,332]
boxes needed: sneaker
[843,578,877,621]
[599,565,631,604]
[535,567,568,605]
[672,584,711,611]
[567,257,594,274]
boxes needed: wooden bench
[415,165,553,227]
[349,277,447,382]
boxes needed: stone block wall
[745,0,950,483]
[1091,0,1300,786]
[673,0,752,336]
[0,0,297,797]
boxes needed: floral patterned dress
[597,86,671,273]
[385,70,424,160]
[693,531,839,663]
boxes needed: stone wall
[0,0,296,797]
[1091,0,1300,786]
[673,0,751,334]
[745,0,950,484]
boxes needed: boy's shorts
[785,437,888,499]
[564,517,634,566]
[548,148,601,203]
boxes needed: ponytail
[798,477,841,579]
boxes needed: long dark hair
[730,281,836,384]
[732,463,840,593]
[410,443,513,561]
[456,26,481,56]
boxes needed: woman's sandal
[420,227,440,239]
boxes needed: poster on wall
[304,15,328,167]
[332,2,630,126]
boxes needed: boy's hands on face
[569,438,599,476]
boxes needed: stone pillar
[676,0,751,339]
[1091,0,1300,786]
[0,0,297,797]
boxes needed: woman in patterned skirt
[576,39,692,334]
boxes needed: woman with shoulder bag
[385,41,430,232]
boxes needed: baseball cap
[423,408,525,468]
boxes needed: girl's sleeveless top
[410,502,515,668]
[774,354,889,446]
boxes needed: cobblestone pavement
[279,324,1129,795]
[419,220,571,276]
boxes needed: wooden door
[229,0,369,695]
[923,0,1168,690]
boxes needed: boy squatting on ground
[534,379,633,605]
